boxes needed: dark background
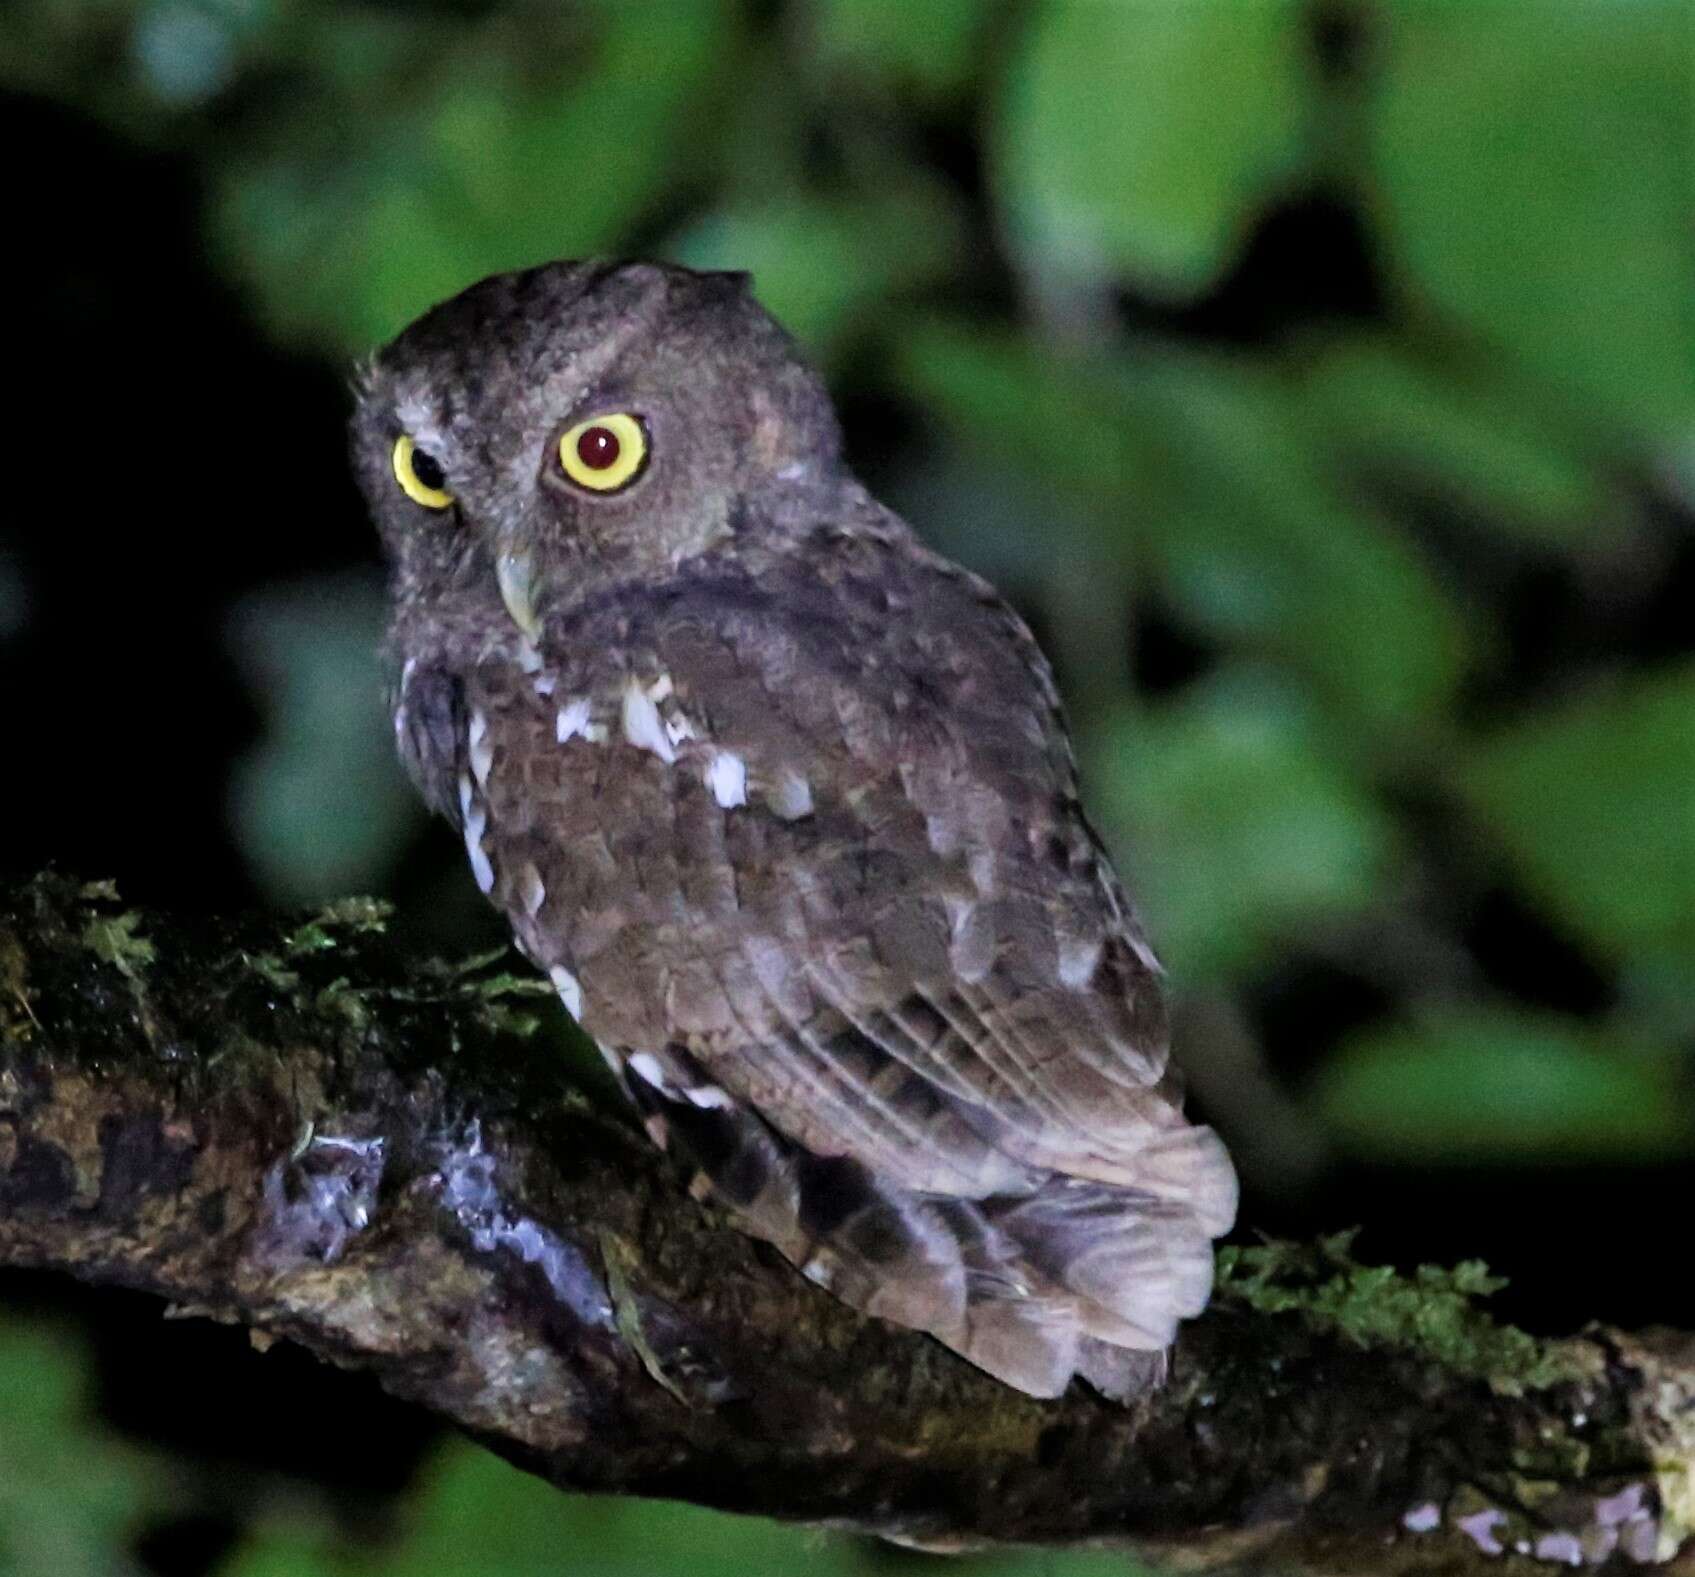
[1,2,1691,1573]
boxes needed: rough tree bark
[1,872,1691,1574]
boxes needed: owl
[351,260,1236,1399]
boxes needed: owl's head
[351,260,842,646]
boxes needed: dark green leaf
[1090,669,1399,983]
[1316,1011,1686,1163]
[1291,334,1623,548]
[212,3,737,351]
[997,0,1311,295]
[813,0,992,101]
[1457,664,1695,960]
[228,575,421,903]
[1369,3,1695,441]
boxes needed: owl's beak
[495,548,543,642]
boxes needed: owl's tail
[646,1073,1234,1400]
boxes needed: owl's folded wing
[545,554,1237,1392]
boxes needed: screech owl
[350,260,1237,1399]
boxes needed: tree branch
[1,872,1691,1573]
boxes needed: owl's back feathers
[391,505,1235,1398]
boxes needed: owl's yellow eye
[392,435,454,509]
[558,413,647,493]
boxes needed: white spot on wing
[645,672,674,703]
[945,895,994,982]
[1058,937,1103,989]
[684,1084,734,1110]
[664,711,697,746]
[706,751,748,809]
[549,964,582,1020]
[468,708,494,787]
[516,640,544,674]
[459,771,494,894]
[533,673,556,697]
[628,1052,671,1092]
[556,697,593,744]
[520,863,546,918]
[768,767,813,820]
[394,658,417,743]
[924,813,962,857]
[621,679,676,764]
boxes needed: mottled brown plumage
[351,260,1236,1398]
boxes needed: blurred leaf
[997,0,1311,296]
[1291,334,1623,548]
[219,1437,1170,1577]
[897,317,1471,726]
[222,1440,866,1577]
[813,0,992,101]
[1369,2,1695,442]
[1316,1010,1686,1163]
[1091,669,1399,982]
[671,178,964,356]
[1457,664,1695,961]
[133,0,238,105]
[213,2,738,350]
[0,1316,166,1577]
[228,573,421,903]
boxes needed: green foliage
[80,907,157,979]
[212,3,740,349]
[814,0,992,102]
[227,577,422,904]
[1458,665,1695,965]
[0,1317,169,1576]
[284,897,394,957]
[1289,334,1622,549]
[1091,669,1398,982]
[1316,1009,1687,1163]
[998,0,1311,296]
[1217,1232,1585,1395]
[1369,2,1694,441]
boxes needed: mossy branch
[2,872,1692,1573]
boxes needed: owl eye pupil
[576,426,621,470]
[411,449,446,491]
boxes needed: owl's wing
[482,533,1235,1396]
